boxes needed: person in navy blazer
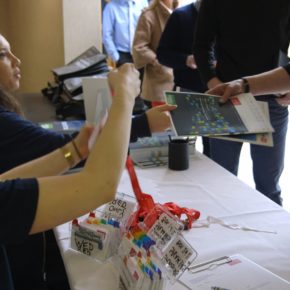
[157,2,211,157]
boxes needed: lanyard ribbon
[126,156,200,229]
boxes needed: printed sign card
[101,193,136,225]
[162,235,195,279]
[71,222,110,261]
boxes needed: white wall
[1,0,64,92]
[62,0,102,64]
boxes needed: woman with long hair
[0,33,175,289]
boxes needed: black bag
[42,46,109,120]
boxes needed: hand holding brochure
[165,92,274,137]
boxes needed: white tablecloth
[55,153,290,290]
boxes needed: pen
[188,256,231,272]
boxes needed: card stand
[117,205,197,289]
[116,232,169,290]
[159,233,198,284]
[70,211,120,261]
[98,192,137,232]
[139,203,184,251]
[70,192,137,261]
[140,205,197,284]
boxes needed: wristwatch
[241,78,250,93]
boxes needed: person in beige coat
[132,0,176,104]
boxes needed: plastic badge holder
[71,211,119,261]
[117,205,197,289]
[117,230,197,289]
[117,231,168,290]
[160,233,198,283]
[140,204,184,250]
[141,205,197,284]
[70,192,137,261]
[99,192,137,230]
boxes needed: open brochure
[178,254,290,290]
[213,101,273,146]
[165,91,274,137]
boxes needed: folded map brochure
[165,91,274,137]
[214,101,273,146]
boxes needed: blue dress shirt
[102,0,148,62]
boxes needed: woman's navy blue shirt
[0,178,39,290]
[0,106,150,289]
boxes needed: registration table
[55,152,290,289]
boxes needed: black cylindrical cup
[168,139,189,170]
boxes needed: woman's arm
[1,124,93,178]
[0,109,73,173]
[0,64,140,234]
[33,65,139,233]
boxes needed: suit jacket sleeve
[157,11,189,69]
[193,0,218,84]
[132,11,157,69]
[130,113,151,143]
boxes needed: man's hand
[276,92,290,107]
[207,77,223,90]
[186,55,197,69]
[207,79,244,103]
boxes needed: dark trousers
[210,96,288,205]
[116,51,134,67]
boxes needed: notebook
[82,76,112,124]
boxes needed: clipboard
[178,254,290,290]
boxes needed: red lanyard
[126,156,200,230]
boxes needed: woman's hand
[146,104,177,133]
[108,63,140,103]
